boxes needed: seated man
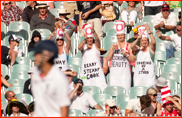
[23,68,33,96]
[172,95,181,116]
[125,95,154,116]
[98,99,122,116]
[144,77,168,103]
[69,79,103,113]
[160,87,181,116]
[2,91,28,115]
[30,2,56,32]
[6,99,28,116]
[8,34,23,57]
[157,22,181,59]
[1,1,23,26]
[154,4,177,31]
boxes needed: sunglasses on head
[176,29,181,32]
[56,38,64,41]
[4,2,11,5]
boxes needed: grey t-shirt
[2,99,28,115]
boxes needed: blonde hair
[146,87,157,96]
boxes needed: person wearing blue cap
[31,40,70,117]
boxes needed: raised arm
[106,44,115,61]
[65,32,71,55]
[91,22,100,49]
[166,96,181,110]
[78,35,86,52]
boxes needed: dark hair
[140,95,151,107]
[48,57,55,65]
[172,95,180,99]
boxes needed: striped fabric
[161,86,173,107]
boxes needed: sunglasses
[151,94,157,97]
[176,29,181,32]
[9,95,16,98]
[162,10,169,12]
[4,2,11,5]
[67,75,73,77]
[56,39,64,41]
[110,106,116,109]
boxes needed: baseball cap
[161,4,170,11]
[74,79,84,86]
[8,34,22,43]
[33,40,58,59]
[106,99,117,107]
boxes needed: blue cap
[74,79,84,86]
[33,40,58,59]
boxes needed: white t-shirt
[144,1,165,7]
[170,34,181,51]
[126,99,154,115]
[69,92,97,113]
[69,82,74,93]
[8,46,23,57]
[32,65,70,117]
[154,12,177,28]
[10,113,28,117]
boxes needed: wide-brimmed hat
[126,1,140,4]
[28,102,34,113]
[6,99,28,116]
[155,77,168,87]
[100,49,107,55]
[36,1,49,9]
[57,8,70,15]
[8,34,22,43]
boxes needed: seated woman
[100,1,115,25]
[28,30,41,52]
[146,87,161,116]
[120,1,143,26]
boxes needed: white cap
[138,25,148,38]
[115,20,125,34]
[84,24,93,37]
[56,28,64,39]
[106,99,116,107]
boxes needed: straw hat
[57,8,70,15]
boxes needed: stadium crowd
[1,1,181,117]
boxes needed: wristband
[148,32,153,35]
[92,29,95,33]
[79,20,82,22]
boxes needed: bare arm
[65,32,71,55]
[156,102,162,116]
[78,11,82,32]
[61,106,69,117]
[1,76,13,87]
[156,30,171,41]
[78,39,86,52]
[94,104,103,110]
[106,44,115,61]
[164,25,176,30]
[102,57,108,74]
[48,2,54,10]
[93,30,100,49]
[68,84,81,100]
[127,44,135,63]
[125,109,137,116]
[154,24,161,30]
[166,96,181,110]
[140,1,143,11]
[8,50,18,69]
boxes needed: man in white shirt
[31,40,70,117]
[69,79,103,113]
[157,22,181,58]
[125,95,154,116]
[154,4,177,31]
[140,1,165,16]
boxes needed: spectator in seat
[107,21,135,92]
[23,68,34,96]
[78,23,107,91]
[172,95,181,116]
[146,87,162,116]
[121,1,143,26]
[22,1,39,24]
[154,4,177,31]
[63,1,79,26]
[54,26,72,71]
[157,22,181,59]
[125,95,154,116]
[28,30,41,52]
[160,87,181,116]
[98,99,122,116]
[1,1,23,26]
[30,1,56,32]
[28,102,34,116]
[100,1,115,25]
[140,1,165,16]
[8,34,23,57]
[2,91,28,115]
[131,23,156,88]
[6,99,28,116]
[144,77,168,104]
[77,1,103,40]
[69,79,103,113]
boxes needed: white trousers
[121,10,137,25]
